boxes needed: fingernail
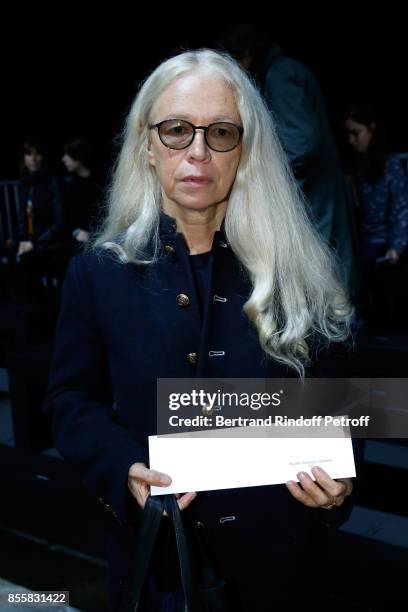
[286,480,296,486]
[160,475,172,485]
[311,466,321,475]
[298,472,307,480]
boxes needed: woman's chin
[170,197,223,213]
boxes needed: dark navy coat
[43,213,361,611]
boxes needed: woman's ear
[147,137,156,167]
[140,119,156,167]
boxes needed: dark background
[1,14,408,611]
[1,15,407,180]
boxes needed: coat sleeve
[42,254,148,527]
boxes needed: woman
[13,138,63,296]
[43,50,359,611]
[344,104,408,267]
[16,138,63,256]
[49,137,103,278]
[61,136,101,245]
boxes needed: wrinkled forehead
[151,74,241,124]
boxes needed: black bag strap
[121,495,231,612]
[164,496,229,612]
[164,494,198,607]
[119,494,165,612]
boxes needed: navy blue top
[355,154,408,253]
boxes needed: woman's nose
[188,130,211,161]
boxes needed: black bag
[119,494,234,612]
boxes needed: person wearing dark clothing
[51,137,103,278]
[12,139,63,297]
[344,104,408,324]
[218,24,359,297]
[354,155,408,265]
[62,173,100,237]
[17,168,63,249]
[61,137,101,243]
[345,104,408,267]
[43,50,361,611]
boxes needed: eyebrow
[159,114,240,124]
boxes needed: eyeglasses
[149,119,244,152]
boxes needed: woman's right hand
[128,462,196,511]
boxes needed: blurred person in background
[218,23,360,299]
[12,138,63,297]
[61,136,102,246]
[344,103,408,268]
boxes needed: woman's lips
[181,176,212,186]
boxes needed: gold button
[187,352,198,364]
[177,293,190,307]
[164,245,175,254]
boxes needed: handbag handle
[164,496,229,612]
[119,495,165,612]
[121,495,231,612]
[164,494,198,607]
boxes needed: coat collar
[158,210,228,246]
[158,211,177,236]
[110,211,229,260]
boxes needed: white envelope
[149,425,356,495]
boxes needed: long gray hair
[90,48,352,375]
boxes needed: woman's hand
[286,466,353,509]
[17,241,34,256]
[128,462,196,512]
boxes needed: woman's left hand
[286,466,353,509]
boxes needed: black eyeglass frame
[148,119,244,152]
